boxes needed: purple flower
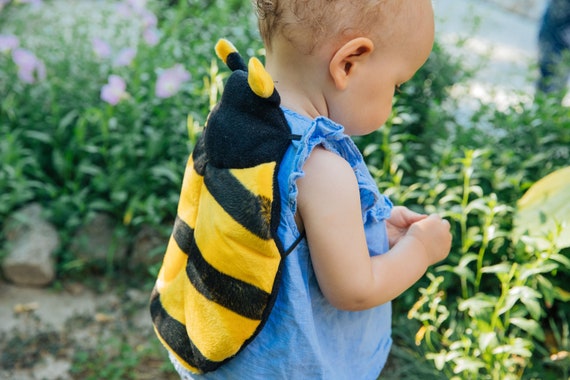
[143,27,160,46]
[0,34,19,53]
[155,64,190,99]
[101,75,128,105]
[20,0,43,7]
[114,47,137,67]
[115,2,132,17]
[12,48,46,84]
[92,38,112,59]
[141,9,157,28]
[126,0,146,13]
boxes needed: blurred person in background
[537,0,570,101]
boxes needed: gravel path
[436,0,549,111]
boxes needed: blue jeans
[538,0,570,94]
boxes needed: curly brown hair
[253,0,402,54]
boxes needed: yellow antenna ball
[248,57,274,99]
[215,39,238,64]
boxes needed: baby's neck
[264,42,331,120]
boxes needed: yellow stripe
[184,278,259,361]
[195,188,281,293]
[229,162,276,201]
[177,156,203,229]
[157,264,189,323]
[156,235,188,289]
[158,270,259,362]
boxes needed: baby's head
[255,0,435,135]
[255,0,412,54]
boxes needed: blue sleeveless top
[171,108,394,380]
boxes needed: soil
[0,279,176,380]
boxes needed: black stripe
[191,133,207,176]
[173,217,270,320]
[150,291,220,372]
[204,165,272,240]
[172,216,194,255]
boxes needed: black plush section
[150,291,220,372]
[204,70,291,169]
[225,51,247,72]
[191,133,207,176]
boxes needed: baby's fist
[408,214,451,265]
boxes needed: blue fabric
[172,108,394,380]
[538,0,570,93]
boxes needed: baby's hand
[386,206,427,247]
[407,214,452,265]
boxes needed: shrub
[0,0,260,271]
[362,69,570,379]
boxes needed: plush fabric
[150,39,299,373]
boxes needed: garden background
[1,0,569,379]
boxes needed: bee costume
[149,39,304,374]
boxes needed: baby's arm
[297,147,451,311]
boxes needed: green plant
[371,93,570,379]
[0,0,260,273]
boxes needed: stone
[130,224,167,268]
[69,212,128,264]
[2,204,59,287]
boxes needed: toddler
[154,0,452,378]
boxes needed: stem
[475,203,494,292]
[459,150,474,298]
[460,151,473,253]
[490,263,517,333]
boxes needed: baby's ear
[329,37,374,90]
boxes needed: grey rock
[69,212,128,264]
[130,224,167,268]
[2,204,59,287]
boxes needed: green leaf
[550,253,570,269]
[58,109,79,129]
[519,263,559,280]
[495,286,542,319]
[426,351,448,371]
[509,317,545,341]
[514,166,570,250]
[520,297,543,321]
[24,130,53,144]
[492,343,532,358]
[453,357,486,374]
[553,286,570,302]
[458,294,497,317]
[478,331,498,352]
[481,262,511,274]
